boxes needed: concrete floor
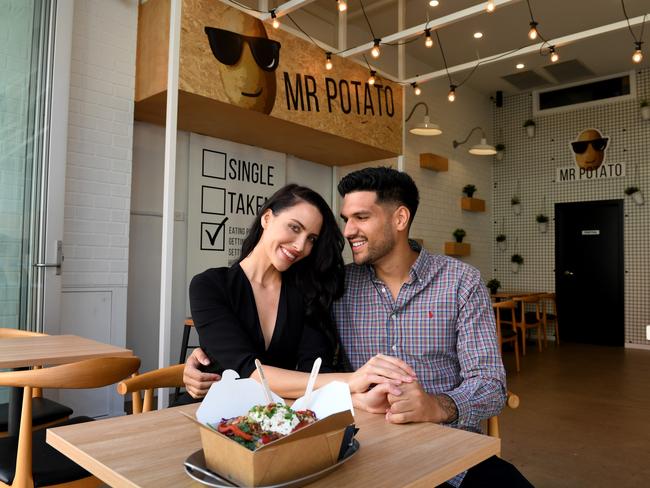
[495,342,650,488]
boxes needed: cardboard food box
[190,369,355,487]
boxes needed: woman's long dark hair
[239,184,345,344]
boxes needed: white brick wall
[63,0,138,289]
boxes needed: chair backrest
[538,292,557,316]
[117,363,185,414]
[0,356,140,487]
[487,391,519,439]
[513,294,542,323]
[492,300,517,342]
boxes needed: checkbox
[203,150,227,179]
[202,186,226,215]
[201,220,227,251]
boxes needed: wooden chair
[539,293,560,346]
[492,301,520,373]
[0,356,140,488]
[513,295,543,355]
[487,391,520,440]
[0,329,73,439]
[175,318,195,402]
[117,364,185,414]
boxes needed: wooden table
[492,291,540,300]
[0,334,132,435]
[47,403,500,488]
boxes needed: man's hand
[184,348,221,399]
[352,382,403,414]
[385,381,458,424]
[347,354,417,393]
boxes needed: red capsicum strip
[218,424,253,441]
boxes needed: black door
[555,200,624,346]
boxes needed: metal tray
[184,438,360,487]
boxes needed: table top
[492,291,541,299]
[47,403,500,488]
[0,334,133,368]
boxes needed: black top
[189,264,335,379]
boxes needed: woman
[190,184,413,399]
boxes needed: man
[184,167,531,487]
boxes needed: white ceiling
[249,0,649,97]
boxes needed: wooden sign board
[135,0,403,166]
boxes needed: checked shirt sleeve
[444,270,507,431]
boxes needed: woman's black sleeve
[295,311,336,374]
[189,270,257,379]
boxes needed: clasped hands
[183,349,446,424]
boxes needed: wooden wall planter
[461,197,485,212]
[444,242,470,256]
[419,153,448,172]
[135,0,403,166]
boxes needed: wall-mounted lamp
[452,126,496,155]
[405,102,442,136]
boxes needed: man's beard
[353,224,395,266]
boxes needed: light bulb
[325,53,333,70]
[429,1,439,6]
[337,0,347,12]
[412,83,421,96]
[550,47,559,63]
[486,1,495,13]
[371,40,381,58]
[270,11,279,29]
[368,70,376,85]
[632,43,643,63]
[528,22,538,40]
[448,85,456,102]
[425,30,433,48]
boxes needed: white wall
[61,0,138,416]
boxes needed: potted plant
[641,100,650,121]
[486,278,501,295]
[496,234,507,251]
[462,184,477,198]
[511,196,521,215]
[452,228,466,243]
[523,119,536,137]
[625,186,644,205]
[511,254,523,273]
[495,143,505,161]
[536,213,549,233]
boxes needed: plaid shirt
[333,249,506,487]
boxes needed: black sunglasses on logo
[570,138,608,154]
[205,26,281,72]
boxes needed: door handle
[33,240,63,276]
[563,270,574,277]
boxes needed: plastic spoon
[254,359,274,404]
[303,357,322,407]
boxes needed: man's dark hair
[337,167,419,225]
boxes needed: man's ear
[394,205,411,232]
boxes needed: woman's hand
[184,348,221,398]
[347,354,417,393]
[352,383,403,414]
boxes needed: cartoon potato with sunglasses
[571,129,609,170]
[205,10,281,114]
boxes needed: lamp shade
[409,115,442,136]
[469,138,496,155]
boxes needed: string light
[429,1,439,6]
[549,46,559,63]
[448,85,456,102]
[325,52,333,70]
[425,29,434,48]
[486,1,495,13]
[528,21,538,40]
[632,42,643,63]
[412,82,421,96]
[371,39,381,58]
[368,70,377,85]
[337,0,347,12]
[271,10,280,29]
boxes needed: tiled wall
[492,69,650,346]
[0,0,33,329]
